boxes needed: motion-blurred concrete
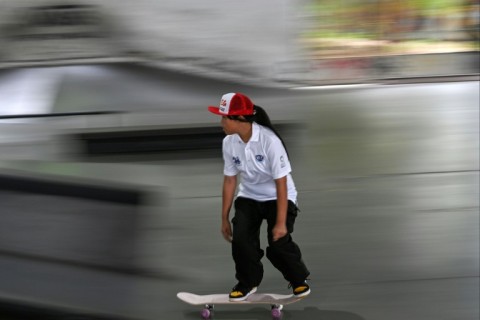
[0,75,478,319]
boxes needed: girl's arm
[221,174,237,242]
[273,176,288,241]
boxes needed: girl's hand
[221,220,233,242]
[272,223,288,242]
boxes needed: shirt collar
[250,122,260,142]
[233,122,260,144]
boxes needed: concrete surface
[0,74,478,320]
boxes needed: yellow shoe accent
[230,291,243,298]
[294,286,308,294]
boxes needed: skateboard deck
[177,291,302,305]
[177,291,306,319]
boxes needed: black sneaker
[229,283,257,301]
[290,281,311,297]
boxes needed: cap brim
[208,106,224,115]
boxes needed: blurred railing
[0,110,123,120]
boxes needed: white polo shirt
[223,122,297,202]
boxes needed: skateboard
[177,291,306,319]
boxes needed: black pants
[231,197,310,288]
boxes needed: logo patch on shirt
[232,156,241,165]
[280,156,286,168]
[255,155,264,162]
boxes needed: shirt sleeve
[223,137,239,176]
[266,136,291,179]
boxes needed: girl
[208,92,311,301]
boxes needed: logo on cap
[219,98,227,113]
[208,93,253,116]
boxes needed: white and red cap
[208,93,254,116]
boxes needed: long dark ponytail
[243,105,289,157]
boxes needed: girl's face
[221,116,237,135]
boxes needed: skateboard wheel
[201,308,211,319]
[201,304,214,319]
[271,304,283,319]
[271,307,282,319]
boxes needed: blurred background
[0,1,478,320]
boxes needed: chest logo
[232,156,241,165]
[255,155,265,162]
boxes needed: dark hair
[229,105,289,156]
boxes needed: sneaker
[290,281,311,297]
[229,283,257,301]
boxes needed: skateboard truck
[200,303,284,319]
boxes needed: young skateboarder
[208,92,311,301]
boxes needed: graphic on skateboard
[177,291,306,319]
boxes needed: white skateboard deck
[177,292,304,306]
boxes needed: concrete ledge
[0,169,156,274]
[0,173,143,205]
[74,123,300,156]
